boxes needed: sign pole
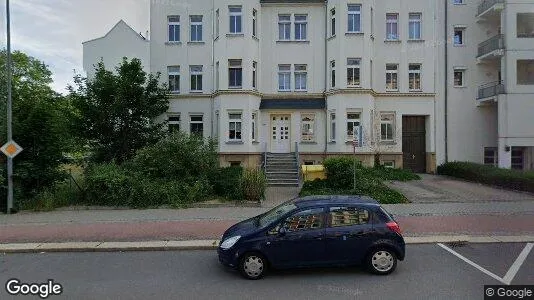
[6,0,14,214]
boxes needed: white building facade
[83,0,534,172]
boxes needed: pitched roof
[82,20,148,44]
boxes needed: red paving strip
[0,215,533,243]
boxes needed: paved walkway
[263,186,300,208]
[385,174,534,203]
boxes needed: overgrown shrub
[437,161,534,193]
[323,157,362,188]
[240,168,267,201]
[211,166,243,200]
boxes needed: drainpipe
[444,0,449,163]
[324,0,329,160]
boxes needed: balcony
[477,0,505,19]
[477,81,505,104]
[477,34,505,61]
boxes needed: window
[295,65,307,91]
[229,59,243,88]
[215,61,219,90]
[215,10,220,38]
[278,15,291,40]
[295,15,308,40]
[168,115,180,132]
[386,64,398,91]
[282,209,324,232]
[278,65,291,91]
[380,113,395,142]
[252,61,257,89]
[329,207,369,227]
[453,0,464,4]
[454,68,465,87]
[484,147,498,166]
[190,15,203,41]
[252,9,257,37]
[168,66,180,93]
[190,65,203,92]
[301,114,315,142]
[408,64,422,91]
[347,58,361,87]
[330,113,336,141]
[331,60,336,88]
[386,14,399,40]
[383,161,395,169]
[252,112,258,142]
[346,112,361,142]
[454,27,465,45]
[190,115,204,136]
[168,16,180,42]
[517,13,534,38]
[409,13,422,40]
[229,6,242,34]
[512,148,525,170]
[228,112,242,141]
[517,60,534,85]
[304,161,314,166]
[331,8,336,36]
[215,111,219,138]
[230,161,242,167]
[348,4,362,33]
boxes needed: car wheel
[366,248,397,275]
[239,253,267,280]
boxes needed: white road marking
[438,242,533,285]
[502,243,533,284]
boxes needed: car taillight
[386,221,402,235]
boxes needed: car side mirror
[278,227,287,236]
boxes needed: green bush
[437,162,534,193]
[323,157,362,188]
[240,168,267,201]
[211,166,243,200]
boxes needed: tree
[69,58,169,164]
[0,50,74,204]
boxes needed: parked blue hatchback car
[218,195,405,279]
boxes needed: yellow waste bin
[301,165,326,182]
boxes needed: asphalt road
[0,243,532,300]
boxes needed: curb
[1,235,534,254]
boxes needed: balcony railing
[477,0,504,17]
[477,81,505,100]
[477,34,505,58]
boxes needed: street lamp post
[6,0,14,214]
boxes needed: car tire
[239,252,267,280]
[366,248,397,275]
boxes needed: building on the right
[442,0,534,170]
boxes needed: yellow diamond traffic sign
[1,140,23,158]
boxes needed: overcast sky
[0,0,149,94]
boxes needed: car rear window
[375,206,395,223]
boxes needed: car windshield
[258,201,297,228]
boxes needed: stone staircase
[265,153,300,186]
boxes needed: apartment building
[83,0,534,176]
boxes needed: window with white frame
[453,0,464,4]
[380,113,395,142]
[215,10,220,38]
[386,64,399,91]
[386,14,399,40]
[253,9,258,37]
[295,65,307,91]
[331,60,336,88]
[229,6,242,34]
[348,4,362,33]
[484,147,498,166]
[347,58,361,87]
[228,112,242,141]
[279,15,291,40]
[454,26,465,45]
[278,65,291,91]
[252,61,257,89]
[168,66,180,93]
[190,15,203,41]
[383,161,395,169]
[168,114,180,132]
[454,68,465,87]
[190,65,203,92]
[229,59,242,88]
[215,61,219,90]
[168,16,180,42]
[346,112,361,142]
[409,13,422,40]
[330,113,336,141]
[517,13,534,38]
[190,115,204,136]
[295,15,308,40]
[409,64,422,91]
[252,112,258,142]
[301,114,315,142]
[517,60,534,85]
[331,8,336,36]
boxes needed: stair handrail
[263,141,267,173]
[295,141,300,184]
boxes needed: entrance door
[511,147,524,170]
[402,116,427,173]
[271,115,291,153]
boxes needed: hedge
[437,162,534,193]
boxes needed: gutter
[324,0,328,159]
[444,0,449,163]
